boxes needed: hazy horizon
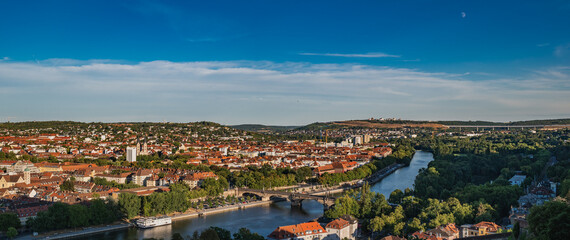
[2,117,570,127]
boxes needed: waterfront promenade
[366,163,406,184]
[15,223,133,240]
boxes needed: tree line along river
[80,151,434,240]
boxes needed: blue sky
[1,0,569,125]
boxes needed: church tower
[23,168,31,184]
[136,141,141,156]
[143,141,148,155]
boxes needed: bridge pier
[237,188,338,211]
[291,199,303,208]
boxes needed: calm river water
[370,150,434,197]
[81,151,433,240]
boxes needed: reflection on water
[139,225,173,239]
[370,150,434,197]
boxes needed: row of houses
[410,222,503,240]
[267,216,358,240]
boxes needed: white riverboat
[135,216,172,228]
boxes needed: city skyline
[1,1,569,125]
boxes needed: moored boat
[135,216,172,228]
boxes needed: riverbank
[15,199,278,240]
[366,163,406,184]
[370,151,434,196]
[15,223,133,240]
[171,199,279,221]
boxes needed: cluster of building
[408,222,503,240]
[0,123,398,228]
[0,159,219,222]
[0,123,395,172]
[266,218,506,240]
[507,176,558,234]
[119,137,393,171]
[0,123,250,161]
[0,123,397,224]
[267,215,358,240]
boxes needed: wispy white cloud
[461,12,466,18]
[0,57,10,61]
[537,43,550,47]
[0,59,568,124]
[38,58,125,66]
[299,52,400,58]
[554,43,570,57]
[400,59,421,62]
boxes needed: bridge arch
[235,188,336,209]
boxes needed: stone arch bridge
[231,188,337,209]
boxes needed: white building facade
[126,147,137,162]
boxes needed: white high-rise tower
[126,147,137,162]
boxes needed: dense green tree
[325,195,360,219]
[202,177,229,196]
[119,192,141,219]
[528,200,570,240]
[142,197,152,217]
[473,202,496,223]
[0,213,21,232]
[512,221,520,240]
[199,228,220,240]
[90,199,114,225]
[388,189,404,204]
[27,211,51,232]
[68,204,90,228]
[233,227,265,240]
[400,196,421,219]
[448,198,474,225]
[407,217,424,233]
[146,193,168,216]
[60,180,75,191]
[455,184,522,217]
[191,231,200,240]
[171,233,184,240]
[209,226,232,240]
[49,202,71,229]
[369,205,405,235]
[295,166,313,183]
[27,200,119,232]
[6,227,18,239]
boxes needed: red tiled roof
[326,218,350,229]
[268,222,326,239]
[412,231,444,240]
[474,221,501,232]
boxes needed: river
[80,151,433,240]
[369,150,433,197]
